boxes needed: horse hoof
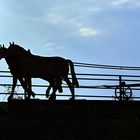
[69,97,75,100]
[58,88,63,93]
[8,96,13,101]
[49,95,56,100]
[46,92,50,98]
[31,92,35,98]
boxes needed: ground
[0,100,140,139]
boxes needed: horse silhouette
[0,43,63,100]
[0,42,79,100]
[7,43,68,100]
[8,42,79,100]
[0,44,35,99]
[8,43,63,100]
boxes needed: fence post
[119,76,122,101]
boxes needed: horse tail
[67,59,79,88]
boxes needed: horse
[9,48,33,99]
[0,43,79,100]
[7,43,64,100]
[0,45,36,100]
[0,44,63,100]
[8,42,64,100]
[8,42,79,100]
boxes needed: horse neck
[8,45,30,57]
[4,51,20,76]
[1,49,8,59]
[4,52,13,66]
[2,48,16,66]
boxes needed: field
[0,100,140,139]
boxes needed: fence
[1,62,140,101]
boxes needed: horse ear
[28,49,31,54]
[12,41,15,45]
[9,42,12,45]
[0,44,5,48]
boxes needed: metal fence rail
[0,62,140,101]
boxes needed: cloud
[111,0,129,5]
[46,13,65,24]
[46,12,83,28]
[110,0,140,8]
[44,42,62,52]
[79,27,98,37]
[44,6,100,38]
[87,7,103,12]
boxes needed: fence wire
[0,62,140,101]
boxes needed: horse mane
[8,42,31,56]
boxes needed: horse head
[9,41,19,49]
[8,42,32,56]
[0,44,8,60]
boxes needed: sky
[0,0,140,100]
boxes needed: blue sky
[0,0,140,100]
[0,0,140,65]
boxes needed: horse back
[21,55,69,77]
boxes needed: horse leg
[46,77,61,98]
[46,84,62,98]
[64,77,75,100]
[24,77,30,99]
[45,77,63,99]
[28,77,35,98]
[57,79,63,93]
[18,77,35,99]
[54,76,63,93]
[49,78,63,100]
[48,80,57,100]
[49,87,57,100]
[46,84,51,98]
[8,77,17,100]
[25,77,35,98]
[23,78,28,99]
